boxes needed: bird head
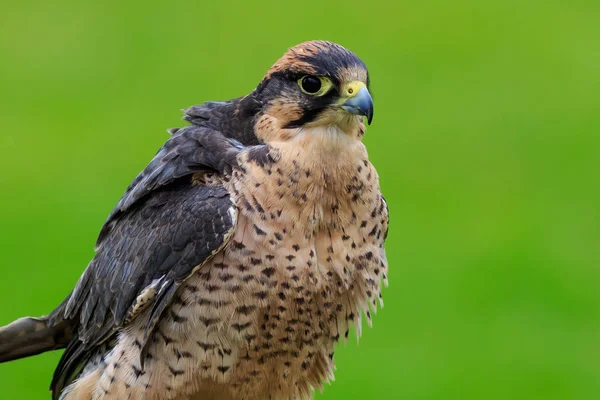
[253,41,373,142]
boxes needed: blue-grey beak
[342,86,374,125]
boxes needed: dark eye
[297,76,332,96]
[300,76,322,94]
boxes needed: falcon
[0,40,389,400]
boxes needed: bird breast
[94,136,389,400]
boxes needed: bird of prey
[0,40,388,400]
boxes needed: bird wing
[48,125,242,396]
[96,124,242,247]
[184,96,263,146]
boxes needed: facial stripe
[282,107,325,129]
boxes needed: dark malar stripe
[283,107,326,129]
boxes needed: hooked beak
[340,82,374,125]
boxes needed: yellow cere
[342,81,366,99]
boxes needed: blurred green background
[1,0,599,399]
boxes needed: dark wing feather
[96,125,242,247]
[49,126,241,397]
[184,95,263,146]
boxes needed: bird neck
[232,126,380,232]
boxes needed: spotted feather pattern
[60,125,388,400]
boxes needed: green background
[1,0,598,399]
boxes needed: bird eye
[298,76,332,96]
[300,76,321,94]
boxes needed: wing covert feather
[49,126,242,396]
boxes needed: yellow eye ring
[298,76,333,96]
